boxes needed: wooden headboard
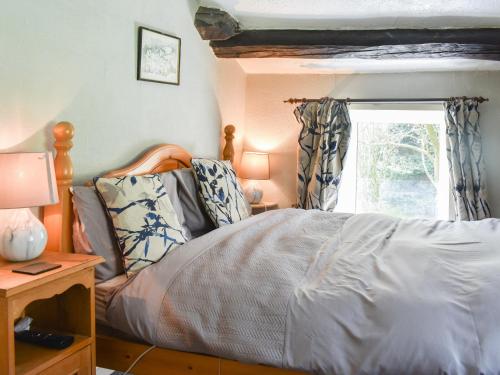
[43,122,236,253]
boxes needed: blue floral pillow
[191,159,250,227]
[94,174,187,276]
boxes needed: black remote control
[15,330,74,349]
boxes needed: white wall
[0,0,246,183]
[2,2,499,216]
[244,72,500,217]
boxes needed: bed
[43,123,304,375]
[43,122,500,375]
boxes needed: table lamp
[239,151,270,204]
[0,152,58,261]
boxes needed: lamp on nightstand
[240,151,270,204]
[0,152,58,261]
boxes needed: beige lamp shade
[0,152,58,208]
[240,151,270,180]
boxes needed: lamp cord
[123,345,156,375]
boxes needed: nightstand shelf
[16,334,91,375]
[251,201,279,215]
[0,252,103,375]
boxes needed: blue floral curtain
[294,98,352,211]
[445,98,491,220]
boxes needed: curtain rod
[283,96,489,104]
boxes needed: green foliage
[356,121,440,217]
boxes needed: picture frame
[137,26,181,85]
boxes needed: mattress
[95,274,127,326]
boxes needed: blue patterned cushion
[191,159,250,227]
[94,174,187,276]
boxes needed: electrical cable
[123,345,157,375]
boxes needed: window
[335,107,450,219]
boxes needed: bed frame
[43,122,307,375]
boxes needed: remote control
[15,330,74,349]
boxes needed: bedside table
[0,252,104,375]
[251,201,279,215]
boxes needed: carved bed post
[43,122,74,253]
[222,124,235,163]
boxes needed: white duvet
[107,209,500,374]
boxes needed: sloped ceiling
[200,0,500,73]
[236,57,500,74]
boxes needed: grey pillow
[72,186,124,282]
[160,169,214,238]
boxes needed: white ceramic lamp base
[0,208,47,262]
[244,182,263,204]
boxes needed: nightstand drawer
[39,345,91,375]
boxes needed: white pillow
[94,174,187,276]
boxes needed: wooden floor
[96,334,309,375]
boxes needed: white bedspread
[107,209,500,374]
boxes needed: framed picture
[137,26,181,85]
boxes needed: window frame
[335,104,452,220]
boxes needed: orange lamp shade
[240,151,270,180]
[0,152,59,208]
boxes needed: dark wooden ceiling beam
[211,28,500,46]
[211,29,500,60]
[195,7,500,60]
[194,6,240,41]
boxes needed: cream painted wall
[216,59,247,169]
[244,72,500,217]
[0,0,246,184]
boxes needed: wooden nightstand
[251,201,279,215]
[0,252,104,375]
